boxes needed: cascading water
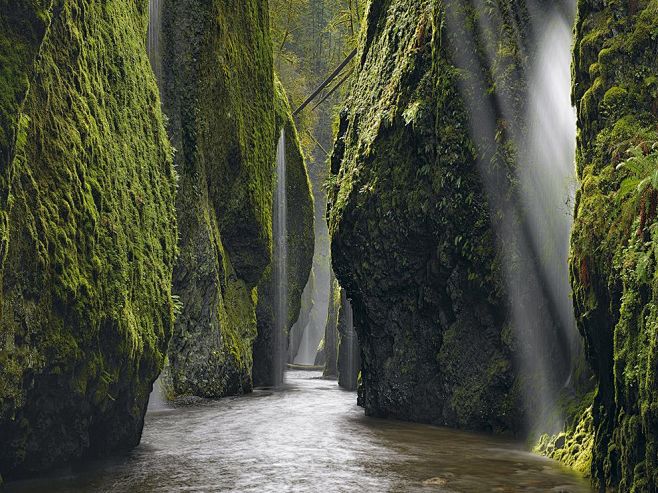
[444,0,579,434]
[338,291,360,390]
[293,296,329,365]
[147,0,162,85]
[273,129,288,386]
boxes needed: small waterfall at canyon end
[273,129,288,386]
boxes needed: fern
[616,142,658,236]
[616,142,658,201]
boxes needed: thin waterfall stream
[273,129,288,385]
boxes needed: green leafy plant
[616,142,658,236]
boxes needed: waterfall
[293,298,329,365]
[338,290,360,390]
[147,376,170,412]
[273,129,288,385]
[147,0,162,84]
[514,5,579,432]
[146,0,166,411]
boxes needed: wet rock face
[162,0,275,397]
[328,0,531,433]
[570,1,658,490]
[0,0,177,479]
[252,78,315,388]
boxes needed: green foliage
[570,0,658,490]
[270,0,363,172]
[616,142,658,211]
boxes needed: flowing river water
[6,371,592,493]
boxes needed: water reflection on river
[6,371,592,492]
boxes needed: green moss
[0,0,176,478]
[570,0,658,490]
[0,1,53,297]
[535,392,596,476]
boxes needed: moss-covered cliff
[253,77,315,387]
[0,0,52,289]
[0,0,177,479]
[161,0,276,398]
[328,0,533,432]
[570,0,658,490]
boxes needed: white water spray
[273,129,288,385]
[510,7,579,433]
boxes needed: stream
[6,372,592,492]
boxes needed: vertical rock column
[328,0,532,432]
[162,0,276,397]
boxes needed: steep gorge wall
[161,0,276,398]
[328,0,535,432]
[0,0,52,272]
[570,0,658,490]
[0,0,177,479]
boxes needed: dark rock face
[570,1,658,490]
[0,0,177,479]
[162,0,275,397]
[328,0,557,433]
[252,77,314,387]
